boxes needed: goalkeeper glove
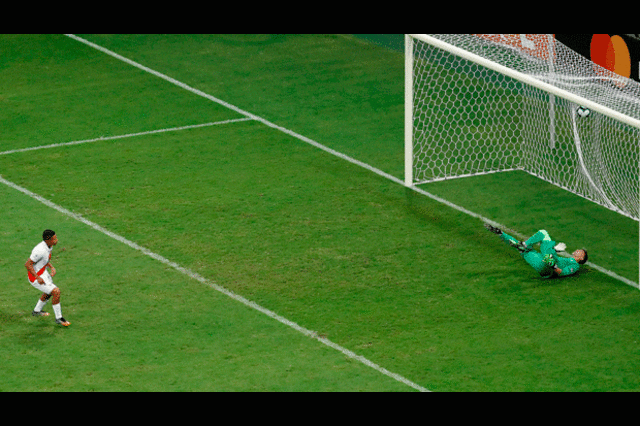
[542,253,556,268]
[553,242,567,252]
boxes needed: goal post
[404,34,640,221]
[404,34,414,187]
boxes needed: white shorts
[28,270,57,295]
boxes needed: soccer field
[1,34,638,391]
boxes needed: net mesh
[410,34,640,220]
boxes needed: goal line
[61,34,638,290]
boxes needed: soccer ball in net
[576,106,591,118]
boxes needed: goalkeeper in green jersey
[484,224,588,278]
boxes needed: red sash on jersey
[28,266,47,283]
[28,253,51,283]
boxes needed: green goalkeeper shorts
[501,231,555,278]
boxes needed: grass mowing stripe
[0,174,430,393]
[65,34,638,290]
[0,118,253,156]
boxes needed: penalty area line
[0,118,254,157]
[0,174,430,393]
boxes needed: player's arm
[47,261,56,277]
[555,265,578,277]
[543,254,567,277]
[25,258,45,284]
[550,260,578,277]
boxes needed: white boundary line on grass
[2,34,635,391]
[63,34,638,291]
[0,175,429,393]
[0,118,253,157]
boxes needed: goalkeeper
[484,224,588,278]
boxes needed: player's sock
[34,299,47,312]
[499,232,529,253]
[53,303,63,320]
[510,240,528,253]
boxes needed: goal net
[405,34,640,221]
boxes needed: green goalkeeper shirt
[522,250,580,278]
[503,230,581,278]
[553,254,580,277]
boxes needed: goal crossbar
[405,34,640,221]
[408,34,640,130]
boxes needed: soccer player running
[484,223,588,278]
[25,229,70,326]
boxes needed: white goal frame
[404,34,640,221]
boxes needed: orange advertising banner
[473,34,556,61]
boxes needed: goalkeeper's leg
[484,224,551,276]
[524,230,552,247]
[525,229,562,255]
[484,224,529,253]
[500,232,529,253]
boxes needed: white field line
[0,174,429,392]
[64,34,639,291]
[2,33,633,386]
[0,118,253,157]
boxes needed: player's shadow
[0,308,57,347]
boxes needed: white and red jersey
[28,241,52,283]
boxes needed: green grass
[1,34,638,391]
[0,183,412,392]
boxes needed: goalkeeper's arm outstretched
[484,224,588,278]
